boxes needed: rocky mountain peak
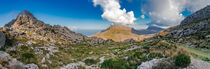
[1,10,107,45]
[5,10,39,28]
[17,10,36,19]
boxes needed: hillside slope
[152,5,210,49]
[90,25,152,42]
[0,10,106,45]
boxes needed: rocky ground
[137,57,210,69]
[0,5,210,69]
[0,51,39,69]
[0,31,5,48]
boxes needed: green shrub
[20,53,36,64]
[133,52,143,59]
[100,59,127,69]
[142,46,150,49]
[202,58,210,62]
[0,47,6,51]
[140,56,149,62]
[5,37,15,47]
[148,53,163,59]
[84,59,98,66]
[175,54,191,67]
[21,46,28,51]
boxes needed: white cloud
[141,15,145,19]
[142,0,210,27]
[93,0,136,25]
[67,26,80,31]
[185,0,210,12]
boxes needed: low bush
[175,54,191,67]
[20,53,36,64]
[100,59,127,69]
[142,46,150,50]
[148,53,163,59]
[84,59,98,66]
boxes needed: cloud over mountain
[93,0,136,25]
[142,0,210,27]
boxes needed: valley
[0,1,209,69]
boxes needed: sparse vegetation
[84,59,99,66]
[100,59,127,69]
[20,53,37,64]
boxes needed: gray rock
[0,51,39,69]
[0,51,24,68]
[137,57,210,69]
[0,31,6,48]
[24,64,39,69]
[137,59,160,69]
[181,5,210,25]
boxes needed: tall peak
[17,10,36,19]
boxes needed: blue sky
[0,0,150,30]
[0,0,138,28]
[0,0,209,35]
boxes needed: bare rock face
[0,51,39,69]
[24,64,39,69]
[0,31,5,48]
[2,10,106,45]
[137,59,160,69]
[167,5,210,38]
[137,57,210,69]
[181,5,210,25]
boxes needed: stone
[41,57,46,63]
[137,59,160,69]
[0,31,6,48]
[181,5,210,25]
[0,51,39,69]
[24,64,39,69]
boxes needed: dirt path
[178,44,210,59]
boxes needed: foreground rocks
[0,31,5,48]
[0,51,39,69]
[137,57,210,69]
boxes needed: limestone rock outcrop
[0,31,5,48]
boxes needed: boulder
[0,51,39,69]
[24,64,39,69]
[0,31,6,48]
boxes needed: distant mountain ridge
[89,25,152,42]
[132,25,165,35]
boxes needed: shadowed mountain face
[89,25,152,42]
[132,26,165,35]
[1,10,107,45]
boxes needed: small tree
[175,54,191,67]
[84,59,98,66]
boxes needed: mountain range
[0,5,209,69]
[89,25,153,42]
